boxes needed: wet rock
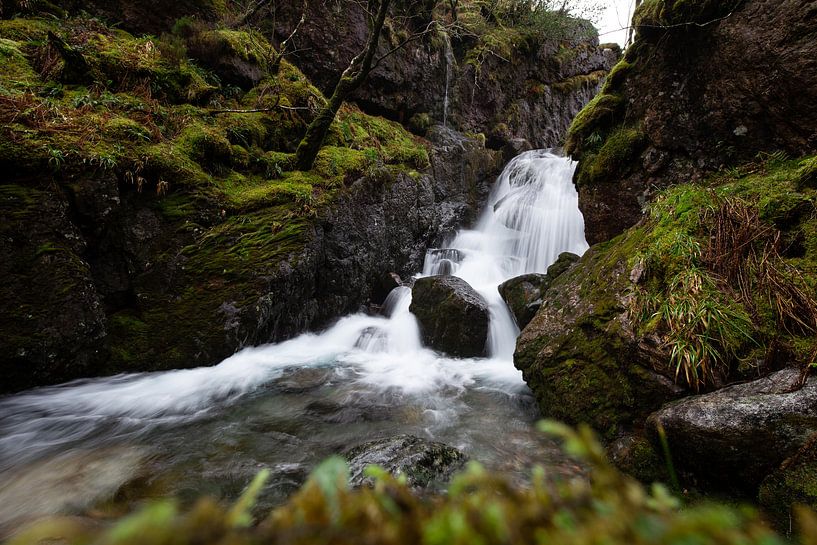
[273,367,332,394]
[499,252,579,329]
[409,276,489,358]
[502,138,533,162]
[646,368,817,491]
[305,398,399,424]
[345,435,466,490]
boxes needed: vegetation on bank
[0,13,430,373]
[631,154,817,390]
[9,423,812,545]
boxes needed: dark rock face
[647,368,817,492]
[571,0,817,244]
[0,133,500,393]
[514,237,684,440]
[499,252,579,329]
[267,1,617,149]
[410,276,490,358]
[345,435,466,490]
[0,184,108,390]
[759,433,817,523]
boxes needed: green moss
[103,117,152,142]
[0,17,51,41]
[576,127,646,186]
[0,38,38,87]
[601,59,632,94]
[204,29,270,67]
[564,92,624,156]
[798,157,817,190]
[312,146,373,185]
[329,107,430,169]
[551,71,606,94]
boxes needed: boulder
[514,237,684,440]
[499,252,579,329]
[409,276,489,358]
[647,368,817,491]
[345,435,466,490]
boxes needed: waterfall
[420,150,589,359]
[0,151,589,510]
[441,30,456,127]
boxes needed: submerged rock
[499,252,579,329]
[409,276,489,358]
[647,368,817,491]
[345,435,466,490]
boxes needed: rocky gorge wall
[265,0,617,149]
[566,0,817,244]
[0,1,613,392]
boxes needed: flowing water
[0,150,589,533]
[441,30,455,128]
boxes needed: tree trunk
[294,0,391,171]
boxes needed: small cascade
[417,150,589,359]
[422,249,463,276]
[441,30,456,127]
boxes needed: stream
[0,150,589,533]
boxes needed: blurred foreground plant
[9,422,811,545]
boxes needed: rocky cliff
[262,0,617,149]
[566,0,817,244]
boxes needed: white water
[0,150,588,530]
[441,30,455,127]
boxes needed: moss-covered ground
[0,14,430,372]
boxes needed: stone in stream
[498,252,579,329]
[646,368,817,491]
[409,275,489,358]
[345,435,466,490]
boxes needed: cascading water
[0,150,588,533]
[441,30,455,127]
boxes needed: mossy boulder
[514,233,684,440]
[410,276,489,358]
[499,252,578,329]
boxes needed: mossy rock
[759,433,817,526]
[575,127,646,186]
[409,275,489,358]
[797,157,817,190]
[514,231,684,440]
[564,92,625,157]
